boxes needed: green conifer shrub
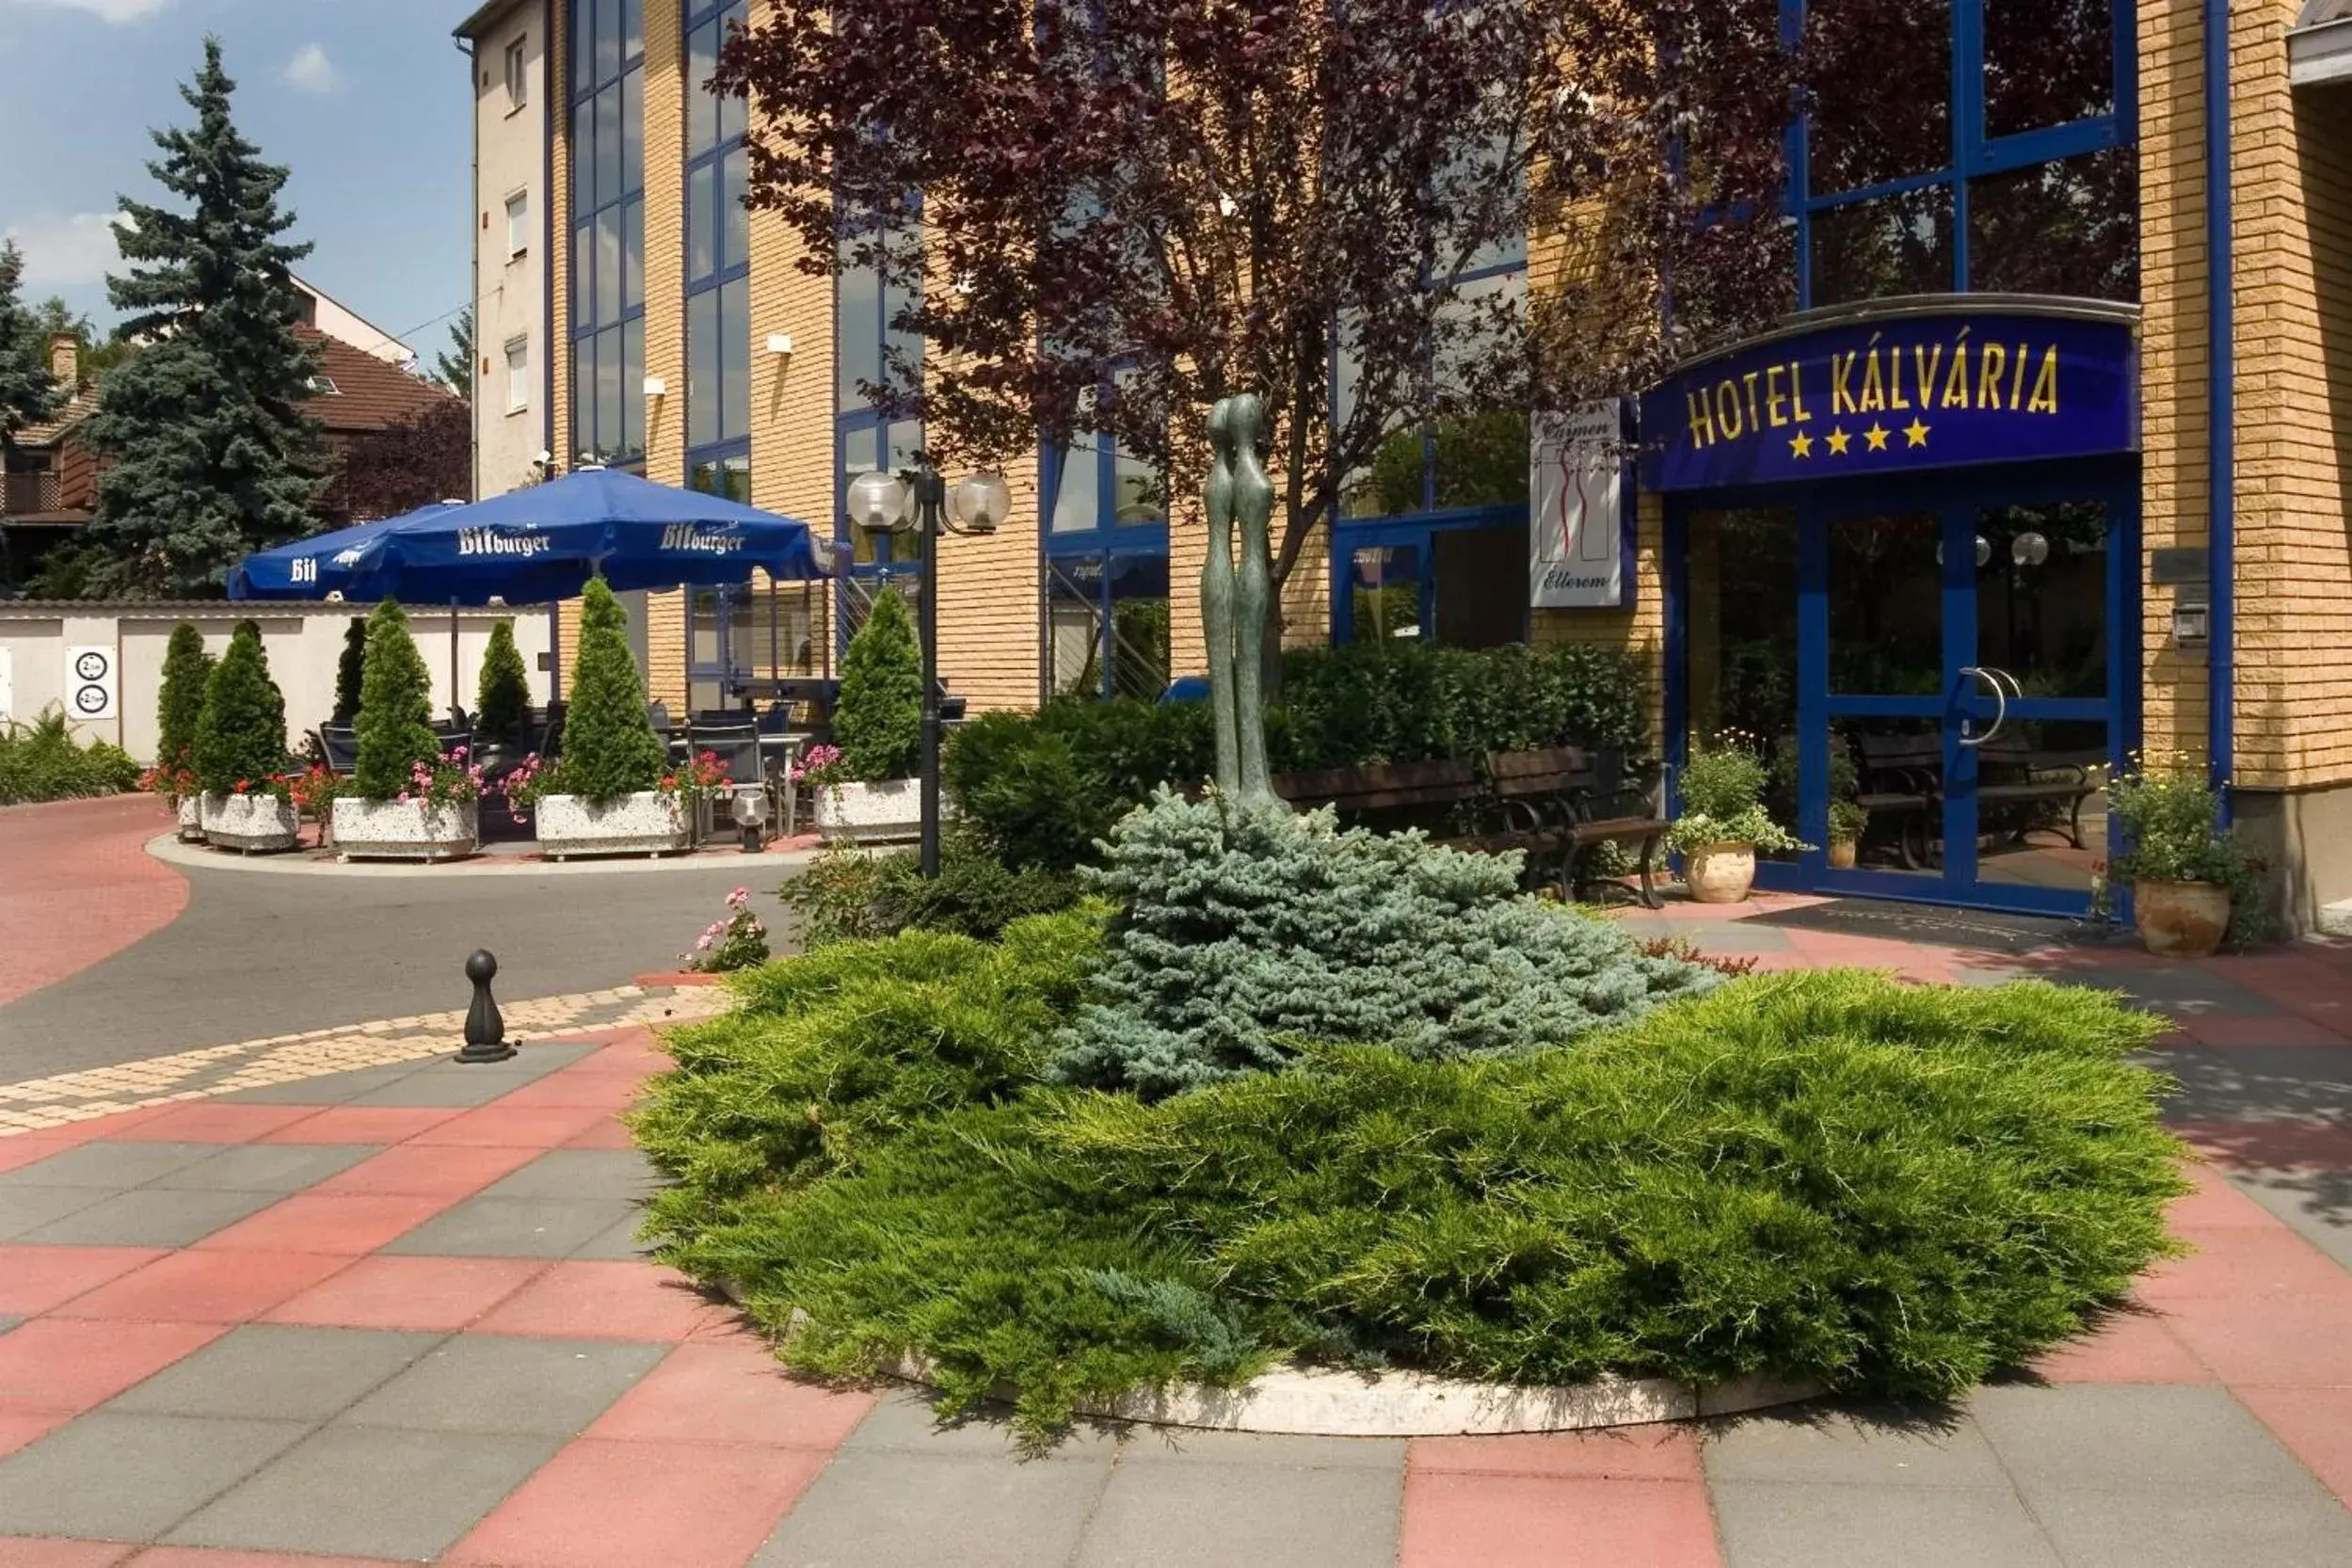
[943,698,1213,873]
[475,619,532,745]
[835,587,922,782]
[352,599,440,801]
[553,577,665,803]
[155,621,214,769]
[192,622,288,794]
[330,616,367,726]
[1048,792,1718,1096]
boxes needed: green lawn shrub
[0,710,142,805]
[1270,639,1649,771]
[156,621,214,771]
[1050,792,1718,1096]
[943,696,1213,873]
[192,621,288,795]
[835,587,923,782]
[352,599,440,802]
[779,833,1083,951]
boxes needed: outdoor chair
[536,702,567,761]
[315,725,360,777]
[687,720,766,842]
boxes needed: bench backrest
[1272,757,1480,812]
[1854,731,1943,785]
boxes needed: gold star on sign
[1789,431,1814,459]
[1824,426,1851,456]
[1903,419,1930,448]
[1864,423,1891,452]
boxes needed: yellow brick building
[491,0,2352,929]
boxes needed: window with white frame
[504,37,529,112]
[504,191,530,259]
[504,336,530,414]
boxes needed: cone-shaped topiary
[836,587,922,782]
[475,619,532,746]
[156,622,214,771]
[330,616,367,726]
[556,577,665,804]
[353,599,440,801]
[192,622,287,794]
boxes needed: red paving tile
[0,795,189,1008]
[2027,1310,2213,1384]
[2173,1119,2352,1169]
[557,1116,638,1150]
[257,1256,550,1332]
[1409,1427,1704,1481]
[471,1260,727,1342]
[189,1193,454,1255]
[120,1551,399,1568]
[2175,1014,2351,1048]
[2168,1163,2283,1229]
[0,1319,225,1415]
[50,1250,355,1325]
[2232,1385,2352,1504]
[306,1141,540,1198]
[103,1105,317,1144]
[444,1438,828,1568]
[255,1107,462,1145]
[0,1138,83,1176]
[1398,1472,1722,1568]
[585,1338,875,1449]
[402,1103,615,1148]
[2164,1293,2352,1386]
[0,1542,138,1568]
[0,1246,167,1316]
[488,1073,647,1111]
[0,1411,72,1460]
[2136,1227,2352,1304]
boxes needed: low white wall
[0,602,555,764]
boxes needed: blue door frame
[1665,457,2140,918]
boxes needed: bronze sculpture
[1202,393,1282,808]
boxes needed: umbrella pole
[548,602,562,704]
[450,600,460,725]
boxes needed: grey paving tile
[569,1210,657,1261]
[1074,1447,1402,1567]
[105,1325,441,1422]
[752,1449,1112,1568]
[0,1184,118,1241]
[1703,1403,2008,1489]
[2161,1047,2352,1126]
[0,1412,310,1540]
[15,1185,282,1247]
[145,1144,381,1193]
[1711,1480,2061,1568]
[2225,1166,2352,1271]
[1114,1430,1404,1469]
[479,1148,661,1202]
[221,1064,431,1104]
[2060,968,2278,1016]
[839,1388,1127,1460]
[2030,1486,2352,1568]
[1967,1384,2326,1500]
[378,1194,640,1258]
[343,1333,664,1435]
[165,1424,566,1560]
[342,1071,551,1108]
[0,1140,229,1190]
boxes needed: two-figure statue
[1201,394,1283,808]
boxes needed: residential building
[293,278,419,366]
[456,0,552,502]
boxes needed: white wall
[471,0,549,502]
[0,605,554,764]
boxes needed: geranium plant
[140,760,200,802]
[396,746,486,808]
[500,753,552,817]
[1666,737,1809,856]
[684,886,771,973]
[288,763,343,818]
[2104,752,2266,947]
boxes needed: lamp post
[845,456,1010,877]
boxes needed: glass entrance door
[1800,482,2127,915]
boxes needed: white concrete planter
[331,797,480,863]
[200,792,300,855]
[175,795,205,842]
[533,791,693,860]
[814,777,935,843]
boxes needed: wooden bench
[1271,758,1482,826]
[1852,732,1942,870]
[1976,733,2104,849]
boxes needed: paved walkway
[1,896,2349,1565]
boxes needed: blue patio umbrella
[228,503,463,601]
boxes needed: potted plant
[2106,755,2263,957]
[194,621,299,853]
[329,600,480,860]
[520,578,693,859]
[817,588,929,841]
[1667,739,1808,904]
[155,620,213,840]
[1828,799,1869,871]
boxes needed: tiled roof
[15,385,99,448]
[297,328,463,435]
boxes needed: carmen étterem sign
[1637,301,2138,492]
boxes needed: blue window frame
[685,0,750,495]
[1041,367,1172,698]
[1786,0,2138,308]
[568,0,645,468]
[834,205,924,602]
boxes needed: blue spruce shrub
[1050,792,1719,1096]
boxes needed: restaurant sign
[1638,303,2137,492]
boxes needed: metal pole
[918,463,945,879]
[449,600,460,724]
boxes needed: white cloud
[1,212,128,289]
[282,42,340,96]
[10,0,174,24]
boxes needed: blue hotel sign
[1638,302,2138,492]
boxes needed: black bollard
[456,949,518,1064]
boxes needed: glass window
[689,164,714,280]
[1684,507,1800,845]
[596,325,623,457]
[1050,435,1101,533]
[571,0,592,95]
[1803,0,1951,196]
[689,18,718,152]
[571,94,593,210]
[622,0,643,62]
[594,83,620,205]
[721,278,749,440]
[622,316,645,458]
[594,207,621,323]
[1983,0,2113,138]
[620,69,643,198]
[1966,146,2137,301]
[724,147,749,270]
[504,336,529,414]
[836,259,881,406]
[505,191,530,257]
[597,0,621,82]
[1349,546,1420,644]
[573,353,593,459]
[688,289,719,451]
[1809,184,1953,306]
[622,198,644,310]
[571,221,590,322]
[504,38,529,111]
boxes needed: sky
[0,0,485,364]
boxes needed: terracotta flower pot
[1685,842,1757,904]
[1828,836,1859,871]
[2134,878,2231,958]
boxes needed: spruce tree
[836,587,923,781]
[353,599,440,802]
[330,616,367,726]
[476,619,532,746]
[82,38,326,598]
[155,621,214,771]
[192,621,287,795]
[557,578,665,803]
[0,241,66,472]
